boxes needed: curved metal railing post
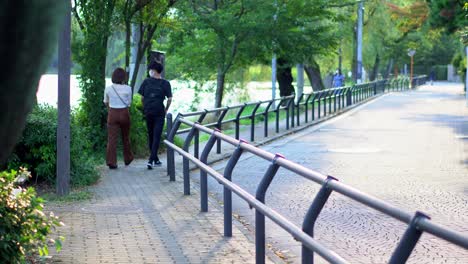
[194,111,208,159]
[346,87,353,107]
[216,107,230,154]
[235,104,246,139]
[317,92,323,119]
[286,96,294,130]
[199,129,219,212]
[389,211,431,263]
[302,175,338,264]
[263,100,274,138]
[296,93,305,126]
[167,114,181,181]
[183,124,199,195]
[304,93,313,123]
[250,102,262,141]
[223,143,245,237]
[312,93,318,121]
[275,98,283,133]
[255,153,284,264]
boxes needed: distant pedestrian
[138,61,172,169]
[104,68,134,169]
[332,69,345,88]
[430,69,436,85]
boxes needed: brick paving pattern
[47,160,275,263]
[194,83,468,263]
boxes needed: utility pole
[297,64,304,100]
[356,1,364,84]
[57,0,71,196]
[465,46,467,106]
[272,0,279,105]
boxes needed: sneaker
[147,161,153,170]
[154,160,162,167]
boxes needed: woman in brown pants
[103,68,134,169]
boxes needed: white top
[103,84,132,108]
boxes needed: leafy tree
[169,0,271,108]
[73,0,118,149]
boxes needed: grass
[41,189,93,203]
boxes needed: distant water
[36,74,303,113]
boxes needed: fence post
[256,154,283,264]
[302,175,338,264]
[346,87,353,106]
[199,131,218,212]
[194,111,207,159]
[263,101,274,138]
[235,104,246,140]
[166,113,180,182]
[250,102,261,141]
[216,108,229,154]
[389,211,430,264]
[183,125,198,195]
[223,144,245,237]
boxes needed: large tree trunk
[277,58,295,97]
[0,1,66,165]
[384,58,393,79]
[125,19,131,83]
[304,58,325,91]
[369,53,380,81]
[215,66,226,108]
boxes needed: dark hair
[112,68,127,84]
[148,61,164,74]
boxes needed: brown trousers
[106,108,134,167]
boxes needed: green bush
[433,65,448,80]
[0,169,63,263]
[8,104,99,186]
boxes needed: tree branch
[73,0,85,31]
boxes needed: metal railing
[170,78,419,156]
[164,117,468,264]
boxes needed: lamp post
[407,49,416,88]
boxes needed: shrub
[0,169,63,263]
[8,104,99,186]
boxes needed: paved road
[196,82,468,263]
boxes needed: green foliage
[9,105,99,187]
[129,94,148,157]
[0,169,63,263]
[433,65,448,80]
[74,0,117,150]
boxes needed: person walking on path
[104,68,134,169]
[332,69,345,88]
[138,61,172,169]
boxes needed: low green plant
[8,104,99,187]
[0,169,64,263]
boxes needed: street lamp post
[408,49,416,88]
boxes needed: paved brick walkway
[47,160,276,263]
[192,82,468,263]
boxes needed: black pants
[145,113,165,162]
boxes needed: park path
[46,161,278,263]
[193,82,468,263]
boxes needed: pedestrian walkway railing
[169,77,420,159]
[164,117,467,264]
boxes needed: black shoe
[154,160,162,167]
[147,161,153,170]
[108,165,118,169]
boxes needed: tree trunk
[215,66,225,108]
[304,58,325,91]
[125,19,131,84]
[369,53,380,81]
[352,26,357,83]
[384,59,393,79]
[0,2,66,165]
[277,58,295,97]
